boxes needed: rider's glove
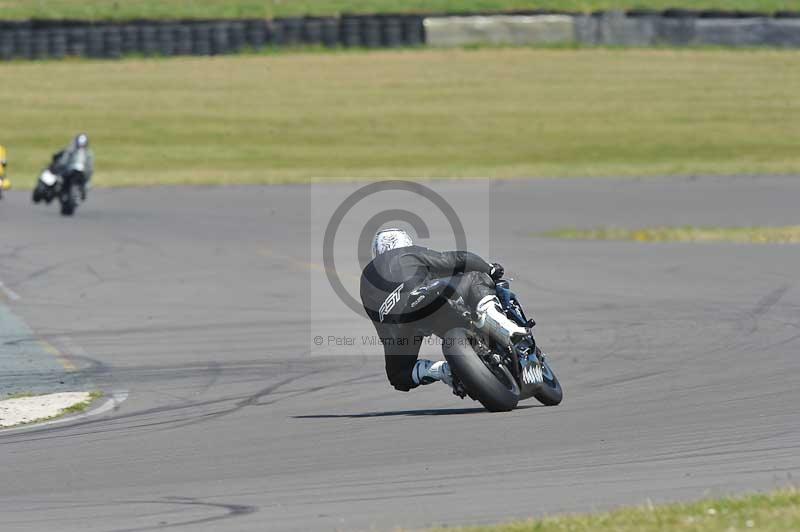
[489,263,504,281]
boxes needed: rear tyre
[443,328,519,412]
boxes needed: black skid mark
[109,497,256,532]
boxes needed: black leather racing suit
[360,245,496,391]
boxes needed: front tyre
[443,328,519,412]
[60,184,77,216]
[32,183,45,203]
[532,351,563,406]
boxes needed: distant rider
[0,145,9,198]
[360,228,529,392]
[52,133,94,200]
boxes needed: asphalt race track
[0,176,798,531]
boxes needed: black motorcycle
[427,278,563,412]
[32,152,85,216]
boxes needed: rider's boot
[412,359,452,387]
[475,295,529,347]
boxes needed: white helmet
[372,228,413,258]
[74,133,89,149]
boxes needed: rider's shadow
[293,405,541,418]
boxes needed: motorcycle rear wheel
[443,328,519,412]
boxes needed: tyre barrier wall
[0,15,425,60]
[425,10,800,48]
[0,10,799,61]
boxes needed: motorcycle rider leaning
[52,133,94,200]
[359,228,529,392]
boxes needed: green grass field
[2,48,799,187]
[440,488,800,531]
[2,1,800,20]
[542,226,800,243]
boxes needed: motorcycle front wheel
[32,184,45,203]
[442,328,519,412]
[60,184,77,216]
[532,349,563,406]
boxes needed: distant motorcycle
[0,144,8,199]
[32,151,85,216]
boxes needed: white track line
[0,282,21,301]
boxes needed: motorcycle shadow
[294,404,540,419]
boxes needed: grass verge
[4,392,36,399]
[0,391,103,429]
[59,391,104,416]
[542,226,800,243]
[2,48,800,187]
[2,1,799,20]
[438,488,800,531]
